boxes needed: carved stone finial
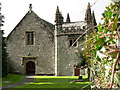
[92,11,97,26]
[85,2,92,24]
[55,6,63,26]
[29,4,32,13]
[66,13,70,23]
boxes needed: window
[69,39,77,47]
[70,40,73,46]
[26,31,34,45]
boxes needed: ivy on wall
[82,2,120,88]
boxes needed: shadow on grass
[15,84,90,89]
[2,74,24,86]
[15,76,90,89]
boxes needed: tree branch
[110,52,120,88]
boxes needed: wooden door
[26,61,35,75]
[74,68,80,76]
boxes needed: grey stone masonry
[7,11,55,75]
[7,3,96,76]
[54,23,84,76]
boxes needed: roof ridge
[7,10,54,39]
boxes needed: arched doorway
[26,61,35,75]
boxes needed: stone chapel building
[7,3,97,76]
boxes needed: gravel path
[1,76,34,89]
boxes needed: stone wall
[7,10,84,76]
[7,11,55,75]
[56,35,80,76]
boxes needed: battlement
[57,21,87,35]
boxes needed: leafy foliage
[2,36,9,77]
[82,3,120,88]
[0,3,9,77]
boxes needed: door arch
[26,61,35,75]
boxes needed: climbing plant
[82,2,120,88]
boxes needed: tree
[0,3,8,77]
[81,2,120,88]
[2,36,9,77]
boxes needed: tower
[54,6,63,75]
[54,6,78,76]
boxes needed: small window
[70,40,73,46]
[73,40,77,46]
[69,39,77,47]
[26,31,34,45]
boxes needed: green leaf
[97,25,103,32]
[114,72,120,86]
[107,50,117,58]
[94,38,105,46]
[112,17,118,31]
[106,11,113,18]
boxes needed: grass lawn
[15,75,90,89]
[0,74,24,86]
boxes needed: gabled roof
[7,10,54,39]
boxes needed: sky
[0,0,112,36]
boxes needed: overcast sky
[0,0,112,36]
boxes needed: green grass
[1,74,24,86]
[16,75,90,89]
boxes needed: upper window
[25,31,34,45]
[69,39,77,47]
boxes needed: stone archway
[26,61,35,75]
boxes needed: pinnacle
[66,13,70,23]
[29,4,32,13]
